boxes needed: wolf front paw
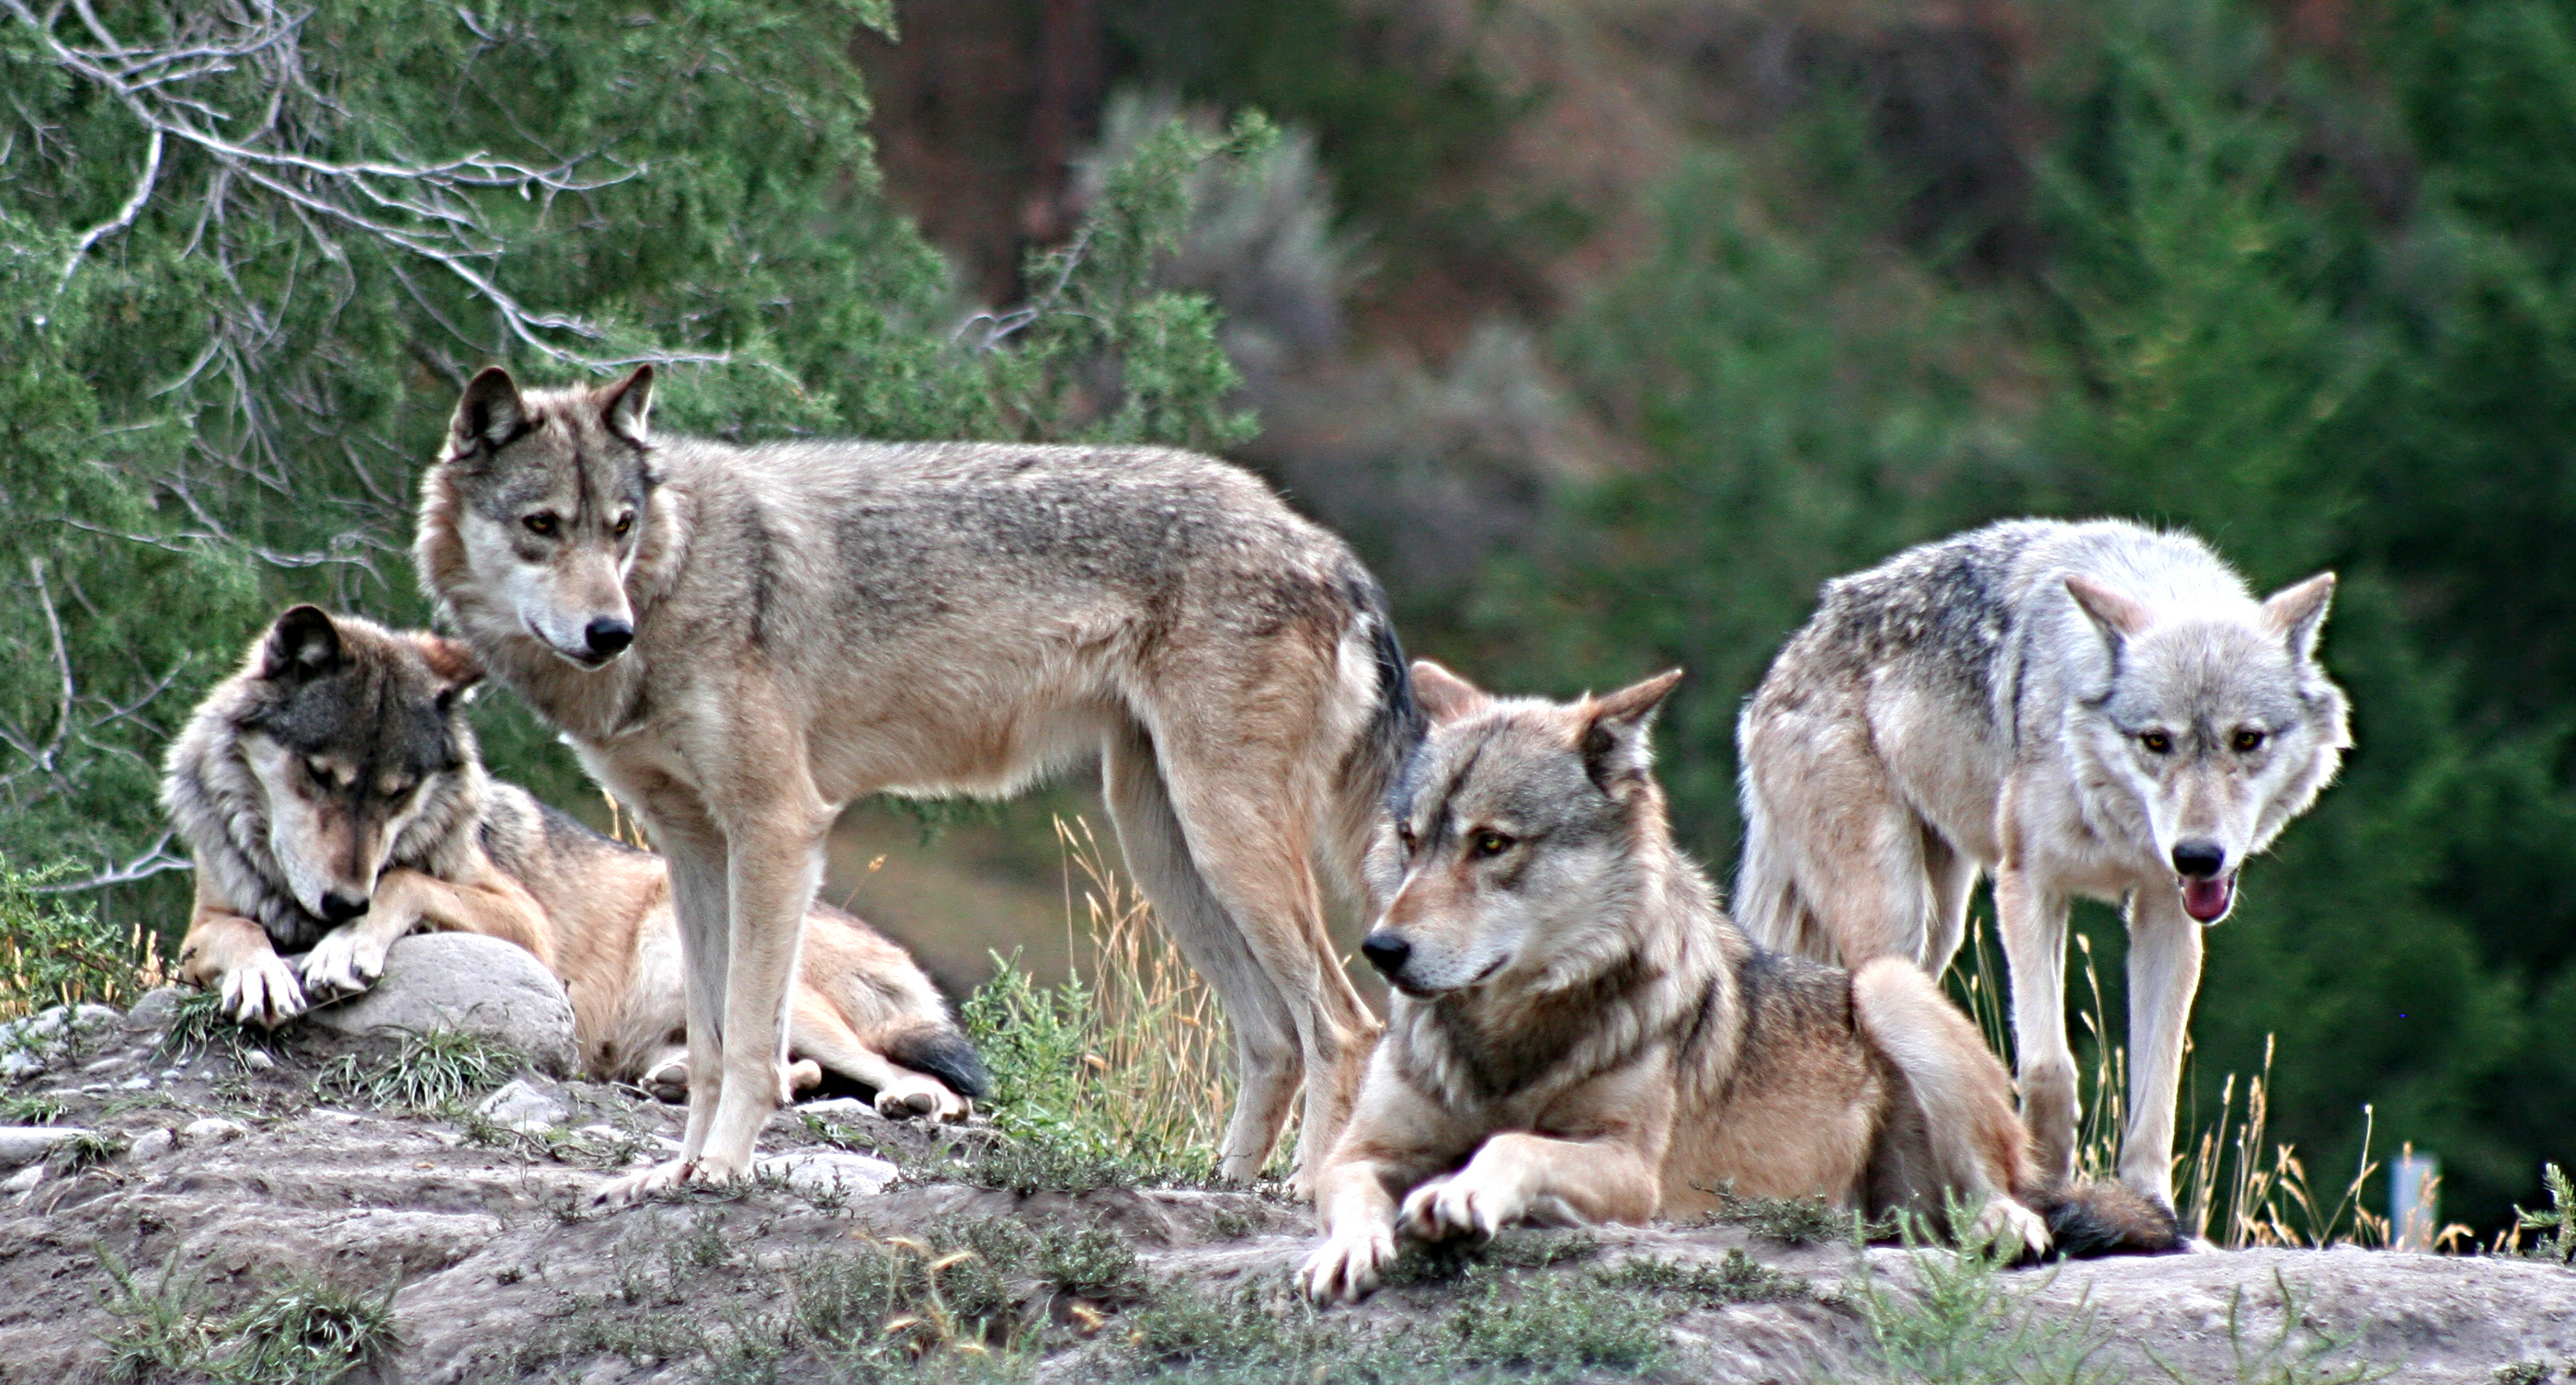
[590,1152,747,1206]
[1301,1225,1398,1304]
[221,956,308,1029]
[1399,1171,1523,1242]
[300,928,390,999]
[874,1073,968,1123]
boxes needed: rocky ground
[3,937,2573,1385]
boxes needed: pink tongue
[2183,876,2234,922]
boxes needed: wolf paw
[590,1153,746,1206]
[222,956,308,1029]
[1400,1172,1522,1242]
[300,928,389,998]
[1301,1224,1398,1304]
[874,1073,967,1123]
[639,1056,690,1104]
[1974,1196,2051,1261]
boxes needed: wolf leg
[2119,889,2203,1210]
[1151,738,1380,1192]
[786,989,969,1121]
[697,801,828,1181]
[1996,864,2080,1185]
[596,798,735,1204]
[1850,958,2049,1258]
[1738,707,1945,968]
[1101,725,1305,1184]
[1398,1130,1665,1242]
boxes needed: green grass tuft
[310,1028,524,1111]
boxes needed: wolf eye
[612,512,634,538]
[2139,731,2172,755]
[306,757,332,781]
[1396,824,1419,855]
[522,512,559,537]
[2232,728,2265,753]
[1469,829,1513,858]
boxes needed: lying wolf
[417,365,1416,1199]
[1734,519,2347,1207]
[1301,663,2176,1303]
[163,605,985,1118]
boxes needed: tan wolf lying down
[163,606,985,1119]
[1303,663,2177,1303]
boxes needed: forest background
[5,0,2573,1237]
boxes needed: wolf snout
[1359,931,1412,979]
[583,617,634,659]
[319,891,370,923]
[2170,840,2226,879]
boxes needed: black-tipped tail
[2028,1182,2187,1259]
[883,1023,990,1102]
[1348,566,1426,789]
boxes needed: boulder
[756,1150,898,1201]
[122,986,190,1031]
[474,1077,569,1135]
[303,933,576,1073]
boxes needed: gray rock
[0,1127,90,1169]
[755,1150,897,1201]
[0,1050,42,1081]
[242,1048,274,1070]
[1,1163,41,1194]
[123,986,190,1031]
[303,933,576,1073]
[129,1128,174,1161]
[474,1078,568,1135]
[180,1117,247,1145]
[118,1076,150,1091]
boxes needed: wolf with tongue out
[1731,519,2352,1217]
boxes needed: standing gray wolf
[416,365,1416,1198]
[1734,519,2348,1209]
[1300,663,2177,1303]
[162,605,986,1118]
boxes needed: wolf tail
[878,1021,991,1102]
[2023,1181,2186,1258]
[1327,566,1426,911]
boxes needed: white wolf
[1734,519,2349,1208]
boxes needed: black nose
[319,892,370,923]
[583,617,633,658]
[2171,841,2227,879]
[1359,932,1411,978]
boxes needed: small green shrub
[2513,1163,2576,1264]
[1601,1248,1812,1304]
[0,861,169,1020]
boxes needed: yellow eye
[2233,728,2264,753]
[612,513,634,538]
[2140,731,2172,754]
[522,512,558,537]
[1470,830,1512,858]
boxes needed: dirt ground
[4,999,2573,1385]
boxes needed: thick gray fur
[1734,518,2348,1209]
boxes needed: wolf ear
[2064,575,2153,653]
[413,635,486,707]
[1410,659,1492,726]
[1579,669,1682,791]
[2260,571,2335,661]
[450,367,527,459]
[261,605,343,682]
[599,363,654,444]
